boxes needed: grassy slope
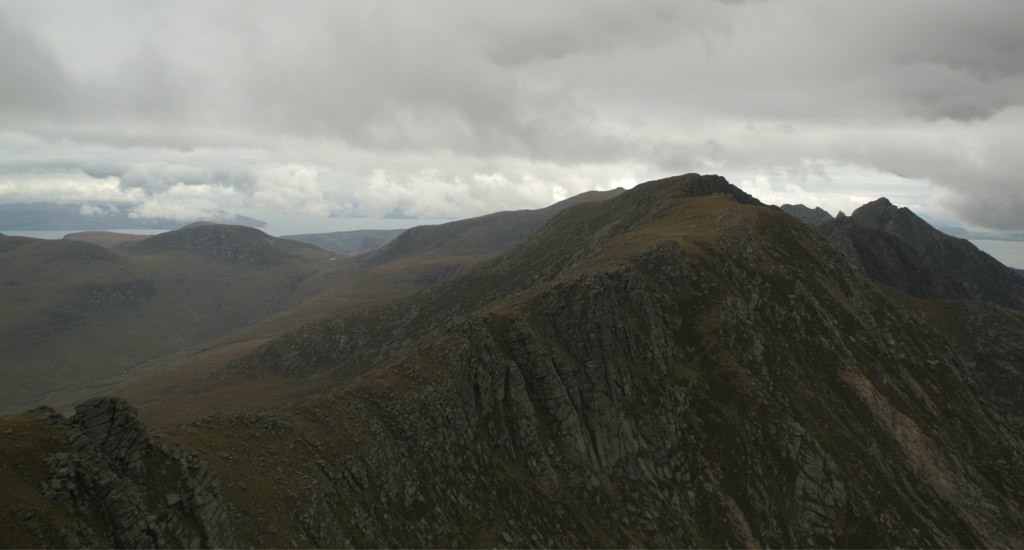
[0,231,350,413]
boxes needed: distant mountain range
[3,175,1024,548]
[0,202,266,231]
[0,190,625,415]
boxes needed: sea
[969,239,1024,271]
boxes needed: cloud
[115,164,257,196]
[252,167,335,218]
[1,1,1023,231]
[129,198,233,222]
[79,203,120,217]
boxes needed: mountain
[816,198,1024,311]
[0,225,346,413]
[112,189,628,424]
[282,229,406,255]
[1,191,625,417]
[359,188,626,268]
[780,203,834,224]
[6,174,1024,548]
[63,231,149,248]
[0,202,266,231]
[117,222,321,265]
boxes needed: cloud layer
[1,1,1022,229]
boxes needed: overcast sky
[2,0,1022,232]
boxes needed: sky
[2,0,1023,234]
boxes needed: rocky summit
[815,197,1024,311]
[3,174,1024,548]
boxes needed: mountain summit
[817,197,1024,310]
[119,223,318,265]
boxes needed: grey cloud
[113,164,258,195]
[2,1,1023,231]
[0,12,74,117]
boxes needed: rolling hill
[1,189,625,416]
[0,225,348,413]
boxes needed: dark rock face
[780,203,834,224]
[30,399,235,549]
[817,198,1024,311]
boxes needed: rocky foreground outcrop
[5,174,1024,548]
[13,398,234,549]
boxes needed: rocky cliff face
[4,174,1024,548]
[817,198,1024,311]
[8,398,235,549]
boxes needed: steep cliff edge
[4,174,1024,548]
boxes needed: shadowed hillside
[817,198,1024,311]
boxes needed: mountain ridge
[360,188,626,268]
[5,174,1024,547]
[815,197,1024,311]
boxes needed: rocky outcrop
[29,398,236,549]
[72,280,156,313]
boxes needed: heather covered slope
[12,174,1021,547]
[0,226,347,413]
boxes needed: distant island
[0,202,266,231]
